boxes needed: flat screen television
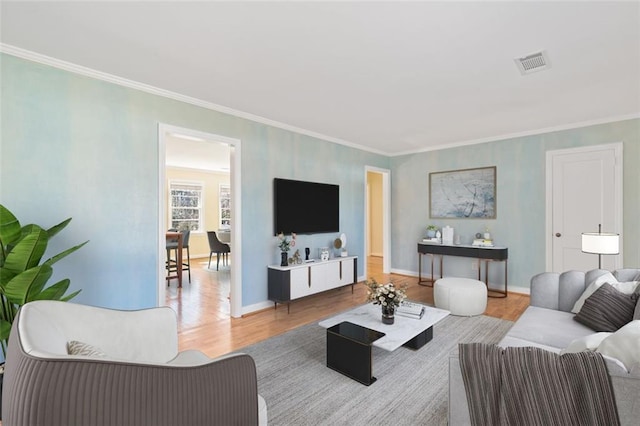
[274,178,339,235]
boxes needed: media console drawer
[268,256,358,313]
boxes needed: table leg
[418,253,434,287]
[326,330,376,386]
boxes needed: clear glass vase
[381,305,395,324]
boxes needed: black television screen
[274,178,339,235]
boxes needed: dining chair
[207,231,231,271]
[167,229,191,282]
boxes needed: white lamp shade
[581,233,620,255]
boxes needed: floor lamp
[581,224,620,269]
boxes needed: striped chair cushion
[67,340,106,357]
[574,283,638,332]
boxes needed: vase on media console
[280,252,288,267]
[381,305,395,325]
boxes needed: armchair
[2,300,267,426]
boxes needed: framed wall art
[429,166,496,218]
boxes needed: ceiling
[1,1,639,156]
[165,133,230,172]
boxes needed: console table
[417,242,508,298]
[268,256,358,312]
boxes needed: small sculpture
[292,249,302,264]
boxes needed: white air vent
[514,50,550,75]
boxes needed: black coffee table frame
[326,322,385,386]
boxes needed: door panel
[550,145,621,272]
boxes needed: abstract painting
[429,166,496,218]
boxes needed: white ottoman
[434,277,487,316]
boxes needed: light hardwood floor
[166,256,530,359]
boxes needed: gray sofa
[449,268,640,425]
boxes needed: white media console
[268,256,358,313]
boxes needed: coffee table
[319,303,450,384]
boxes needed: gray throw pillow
[574,283,638,332]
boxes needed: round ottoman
[434,277,487,316]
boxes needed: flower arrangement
[277,232,296,252]
[364,278,407,308]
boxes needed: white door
[547,143,622,272]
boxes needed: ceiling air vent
[514,50,550,75]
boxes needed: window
[219,184,231,228]
[170,182,203,231]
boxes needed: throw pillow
[571,273,638,314]
[561,332,612,354]
[67,340,107,358]
[597,320,640,371]
[574,283,638,332]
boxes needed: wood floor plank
[167,255,530,359]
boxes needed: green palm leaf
[3,226,48,274]
[4,264,53,305]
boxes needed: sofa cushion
[503,306,594,350]
[574,283,638,332]
[597,320,640,372]
[571,273,639,313]
[561,332,612,353]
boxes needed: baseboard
[242,300,274,316]
[390,268,531,295]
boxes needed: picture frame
[429,166,496,218]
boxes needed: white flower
[382,301,387,306]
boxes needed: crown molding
[0,43,389,156]
[3,43,637,159]
[392,113,640,157]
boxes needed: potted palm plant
[0,204,88,354]
[0,204,88,416]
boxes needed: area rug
[236,313,513,426]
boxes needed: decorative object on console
[290,249,302,265]
[277,232,296,266]
[364,279,408,325]
[581,224,619,269]
[319,247,330,261]
[305,247,310,261]
[442,226,454,245]
[340,233,348,256]
[333,237,342,257]
[426,225,439,238]
[429,166,496,219]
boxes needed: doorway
[545,143,623,272]
[364,167,391,278]
[158,123,243,318]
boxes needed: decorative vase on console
[277,232,296,267]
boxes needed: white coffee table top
[318,303,450,351]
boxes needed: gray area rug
[237,314,513,426]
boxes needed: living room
[1,1,639,424]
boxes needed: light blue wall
[2,54,638,308]
[0,54,389,309]
[390,119,640,289]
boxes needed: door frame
[158,123,243,318]
[545,142,623,271]
[364,166,391,277]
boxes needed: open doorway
[364,167,391,278]
[158,124,243,318]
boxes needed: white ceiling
[165,133,230,172]
[1,1,639,155]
